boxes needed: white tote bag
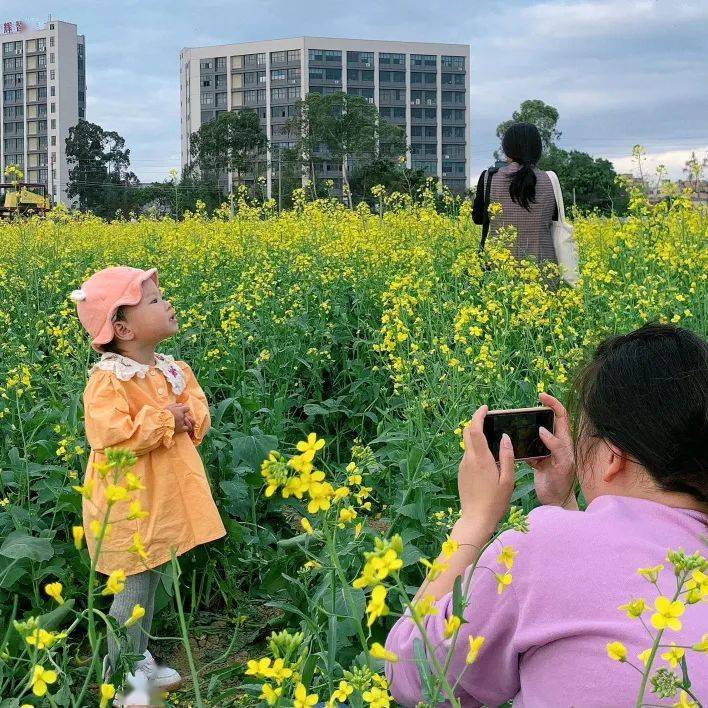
[546,170,579,286]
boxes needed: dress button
[157,387,166,396]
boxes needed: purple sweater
[385,496,708,707]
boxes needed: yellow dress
[82,353,226,575]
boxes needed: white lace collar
[89,352,186,395]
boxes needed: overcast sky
[6,0,707,181]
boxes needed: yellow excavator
[0,182,52,217]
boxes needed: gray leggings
[107,564,164,669]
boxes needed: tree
[189,110,268,189]
[495,99,561,157]
[540,145,628,216]
[349,158,427,204]
[683,151,707,190]
[65,120,138,216]
[288,92,406,205]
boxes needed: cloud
[611,146,708,180]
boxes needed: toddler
[71,266,225,699]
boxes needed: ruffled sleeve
[84,372,175,455]
[175,362,211,446]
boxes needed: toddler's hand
[166,403,192,434]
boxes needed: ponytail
[508,162,537,211]
[501,123,543,212]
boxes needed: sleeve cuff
[158,409,176,449]
[190,413,209,445]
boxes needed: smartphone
[483,407,554,461]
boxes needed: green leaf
[37,599,75,631]
[0,531,54,562]
[413,637,437,702]
[452,574,466,618]
[231,433,278,472]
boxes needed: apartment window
[287,49,300,62]
[442,125,466,138]
[37,38,46,51]
[442,91,465,104]
[215,92,227,107]
[38,87,47,99]
[348,68,373,82]
[231,91,244,107]
[216,56,226,70]
[411,90,436,106]
[271,50,287,63]
[50,86,55,97]
[243,89,258,104]
[411,54,437,68]
[442,108,465,121]
[442,55,465,70]
[443,144,465,159]
[411,107,436,119]
[443,161,465,174]
[215,74,226,89]
[51,119,56,129]
[271,105,287,118]
[380,88,404,103]
[39,54,47,67]
[50,69,55,80]
[308,49,341,63]
[379,52,404,65]
[347,51,373,67]
[244,71,259,85]
[200,93,214,106]
[288,67,301,81]
[49,36,55,47]
[231,55,244,69]
[347,87,374,102]
[442,72,465,85]
[271,68,286,81]
[379,70,405,83]
[51,135,56,146]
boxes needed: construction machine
[0,182,52,217]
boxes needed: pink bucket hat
[70,266,158,351]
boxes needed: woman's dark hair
[101,306,126,355]
[502,122,543,211]
[572,323,708,504]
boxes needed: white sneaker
[135,650,183,691]
[113,667,153,707]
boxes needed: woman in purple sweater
[385,323,707,707]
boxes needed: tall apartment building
[1,19,86,205]
[180,37,470,195]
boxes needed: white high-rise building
[180,37,471,196]
[1,18,86,205]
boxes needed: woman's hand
[459,405,516,535]
[528,393,578,509]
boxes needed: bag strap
[546,170,567,224]
[479,166,499,252]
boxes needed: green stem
[170,553,204,708]
[322,522,369,664]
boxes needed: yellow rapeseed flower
[307,481,335,514]
[259,683,283,706]
[44,582,64,605]
[338,507,357,528]
[72,480,93,499]
[102,569,126,596]
[90,520,111,540]
[301,517,314,535]
[441,536,459,559]
[674,690,698,708]
[651,596,685,631]
[638,648,652,665]
[245,657,272,677]
[638,564,664,583]
[413,594,439,619]
[127,501,149,520]
[128,533,149,561]
[444,615,461,638]
[369,642,398,663]
[366,584,389,627]
[99,683,116,708]
[495,572,513,594]
[618,598,646,619]
[330,680,354,704]
[692,634,708,652]
[124,472,145,491]
[420,557,448,581]
[497,545,518,570]
[105,484,128,504]
[661,642,685,668]
[124,604,145,628]
[466,635,485,665]
[296,433,326,462]
[606,641,627,662]
[29,664,57,697]
[293,681,319,708]
[72,525,84,550]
